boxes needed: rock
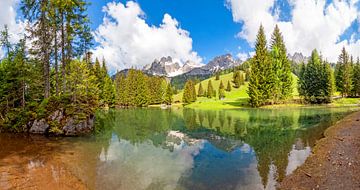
[29,119,49,134]
[62,116,95,136]
[48,109,64,123]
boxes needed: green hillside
[173,71,299,109]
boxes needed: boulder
[62,116,95,136]
[29,119,49,134]
[48,109,64,123]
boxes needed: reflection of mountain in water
[92,107,356,189]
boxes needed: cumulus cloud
[226,0,360,62]
[92,1,202,72]
[0,0,24,58]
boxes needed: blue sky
[87,0,251,62]
[87,0,360,71]
[2,0,359,71]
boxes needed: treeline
[0,0,112,132]
[248,25,293,107]
[114,69,173,107]
[335,48,360,98]
[298,50,334,103]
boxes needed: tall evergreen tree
[207,80,214,98]
[226,81,232,92]
[198,83,204,97]
[219,80,225,100]
[233,71,241,88]
[352,58,360,97]
[183,80,195,104]
[270,25,293,102]
[298,49,334,104]
[115,73,127,106]
[248,25,271,107]
[163,83,173,105]
[335,47,352,97]
[215,72,220,80]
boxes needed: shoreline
[278,110,360,189]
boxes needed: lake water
[0,107,359,190]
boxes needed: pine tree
[233,71,241,88]
[207,80,214,98]
[270,25,293,102]
[239,72,245,85]
[219,80,225,100]
[190,80,197,102]
[248,25,270,107]
[335,47,352,97]
[352,58,360,97]
[226,81,232,92]
[163,83,173,105]
[198,83,204,97]
[183,80,194,104]
[215,72,220,80]
[115,73,126,106]
[298,49,333,104]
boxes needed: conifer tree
[198,83,204,97]
[352,58,360,97]
[115,73,126,106]
[190,80,197,102]
[298,49,334,104]
[163,83,173,105]
[219,80,225,100]
[233,71,241,88]
[215,72,220,80]
[239,72,245,85]
[207,80,214,98]
[183,80,194,104]
[335,47,352,97]
[248,25,270,107]
[270,25,293,102]
[226,81,232,92]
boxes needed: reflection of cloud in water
[286,145,311,175]
[97,132,204,190]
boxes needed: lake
[0,107,359,190]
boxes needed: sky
[0,0,360,73]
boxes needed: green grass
[173,72,300,109]
[172,71,360,110]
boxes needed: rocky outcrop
[28,109,95,136]
[62,116,94,136]
[29,119,49,134]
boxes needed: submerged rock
[29,119,49,134]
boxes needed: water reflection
[87,107,358,190]
[1,107,358,190]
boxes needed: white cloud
[0,0,25,58]
[236,52,250,61]
[226,0,360,62]
[92,1,202,72]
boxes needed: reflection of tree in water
[243,109,296,188]
[94,107,356,189]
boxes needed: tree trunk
[61,9,66,93]
[54,14,59,96]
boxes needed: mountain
[288,52,308,64]
[143,54,242,78]
[170,54,243,89]
[143,56,202,77]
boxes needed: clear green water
[81,107,358,190]
[1,107,359,190]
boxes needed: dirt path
[279,111,360,190]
